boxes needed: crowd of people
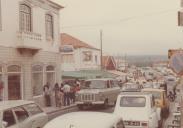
[43,79,81,107]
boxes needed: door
[8,74,21,100]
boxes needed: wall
[0,0,60,53]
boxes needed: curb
[46,104,77,115]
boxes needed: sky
[52,0,183,56]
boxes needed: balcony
[16,31,42,55]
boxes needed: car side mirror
[2,121,8,128]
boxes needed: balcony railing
[16,31,42,50]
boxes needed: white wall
[62,47,101,71]
[0,0,60,53]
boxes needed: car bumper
[76,101,104,105]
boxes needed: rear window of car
[23,103,43,116]
[120,96,146,107]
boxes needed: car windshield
[120,96,146,107]
[151,92,161,99]
[84,80,107,89]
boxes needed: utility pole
[100,30,103,70]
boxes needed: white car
[0,100,48,128]
[114,92,159,128]
[43,112,125,128]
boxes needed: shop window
[32,65,43,96]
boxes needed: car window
[120,96,146,107]
[13,107,29,122]
[85,80,107,89]
[24,103,43,115]
[3,110,16,127]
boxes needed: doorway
[8,74,21,100]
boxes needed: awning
[62,70,118,79]
[107,70,127,76]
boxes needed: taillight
[141,122,148,127]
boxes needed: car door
[2,109,18,128]
[23,103,48,128]
[12,107,32,128]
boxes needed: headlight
[116,120,124,128]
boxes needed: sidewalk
[42,104,77,114]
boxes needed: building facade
[0,0,63,106]
[60,33,101,71]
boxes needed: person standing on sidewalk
[0,81,4,101]
[53,83,61,107]
[60,83,64,107]
[63,82,71,106]
[43,82,51,107]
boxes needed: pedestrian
[53,83,61,107]
[0,81,4,101]
[43,82,51,107]
[173,85,177,98]
[60,83,64,106]
[70,85,75,104]
[63,82,71,106]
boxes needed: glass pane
[13,107,29,122]
[32,73,43,96]
[32,65,43,72]
[24,103,43,115]
[3,110,16,127]
[46,72,55,88]
[7,65,21,72]
[46,65,55,71]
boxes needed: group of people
[43,80,81,107]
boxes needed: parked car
[43,112,125,128]
[114,92,159,128]
[0,100,48,128]
[76,78,120,109]
[141,88,169,119]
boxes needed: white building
[0,0,63,106]
[60,33,101,72]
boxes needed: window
[0,0,2,30]
[120,97,146,107]
[7,65,21,73]
[13,107,29,122]
[95,55,98,64]
[24,103,43,116]
[45,14,54,40]
[20,4,31,32]
[83,51,92,62]
[32,65,43,96]
[3,110,16,127]
[46,65,55,86]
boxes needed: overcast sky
[53,0,182,55]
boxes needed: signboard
[168,49,183,59]
[178,11,183,26]
[60,45,74,53]
[169,52,183,75]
